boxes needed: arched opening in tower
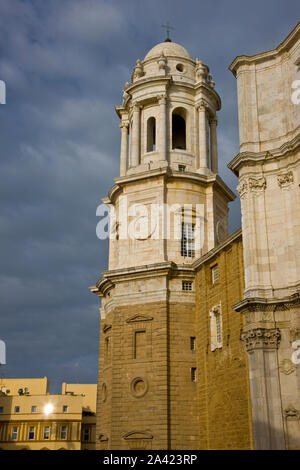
[172,108,186,150]
[147,117,156,152]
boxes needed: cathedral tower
[92,39,235,450]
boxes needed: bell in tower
[91,39,235,450]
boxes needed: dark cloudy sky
[0,0,298,392]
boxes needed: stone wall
[195,233,253,449]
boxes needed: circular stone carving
[101,383,107,403]
[130,377,148,398]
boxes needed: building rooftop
[144,41,191,60]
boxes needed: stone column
[119,122,128,176]
[198,101,209,170]
[242,325,285,449]
[210,116,218,173]
[131,103,141,167]
[158,94,167,161]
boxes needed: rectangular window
[134,330,147,360]
[14,406,20,413]
[28,426,35,440]
[182,280,193,291]
[44,426,50,440]
[83,428,90,441]
[31,406,37,413]
[181,222,195,258]
[191,367,197,382]
[60,425,67,440]
[211,265,219,284]
[178,164,186,172]
[216,314,222,345]
[210,304,223,351]
[190,337,196,351]
[0,407,3,414]
[62,405,69,413]
[12,427,18,440]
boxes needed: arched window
[147,117,156,152]
[172,108,186,150]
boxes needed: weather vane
[161,22,175,42]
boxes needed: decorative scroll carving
[241,327,281,351]
[277,171,294,188]
[237,176,266,198]
[248,176,266,192]
[284,406,300,419]
[196,99,208,111]
[237,180,248,198]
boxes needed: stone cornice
[233,292,300,313]
[106,168,235,205]
[89,278,114,298]
[228,132,300,176]
[93,261,198,296]
[229,22,300,76]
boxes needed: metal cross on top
[161,22,175,41]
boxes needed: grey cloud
[0,0,298,391]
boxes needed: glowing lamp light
[44,403,54,415]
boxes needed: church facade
[91,23,300,450]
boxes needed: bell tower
[92,39,235,450]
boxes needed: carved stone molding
[126,314,153,323]
[196,99,208,111]
[157,93,168,104]
[237,179,248,198]
[284,406,300,420]
[241,327,281,351]
[248,176,266,192]
[277,171,294,188]
[103,323,112,333]
[237,176,266,198]
[279,358,296,375]
[130,377,148,398]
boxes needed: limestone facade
[229,22,300,449]
[92,23,300,450]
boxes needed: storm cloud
[0,0,298,391]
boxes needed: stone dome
[144,41,192,61]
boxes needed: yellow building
[0,378,97,450]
